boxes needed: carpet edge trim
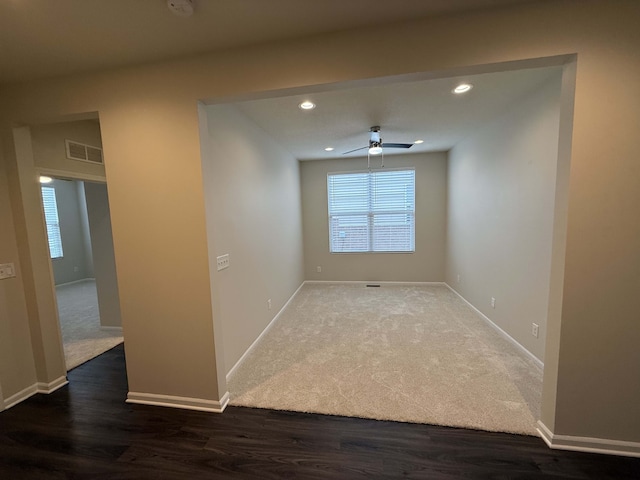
[537,420,640,458]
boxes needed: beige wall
[0,150,37,405]
[31,120,104,285]
[301,153,447,282]
[446,74,562,362]
[84,182,122,328]
[31,120,104,179]
[0,0,638,446]
[9,126,67,388]
[200,104,304,373]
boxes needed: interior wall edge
[11,126,67,384]
[540,60,577,435]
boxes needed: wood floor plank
[0,344,638,479]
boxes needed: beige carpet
[56,279,123,371]
[228,283,542,435]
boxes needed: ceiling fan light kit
[343,126,413,157]
[368,144,383,155]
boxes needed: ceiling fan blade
[342,145,368,155]
[381,143,413,149]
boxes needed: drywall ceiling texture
[446,74,562,363]
[300,153,447,282]
[0,0,638,451]
[0,0,540,85]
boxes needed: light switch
[0,263,16,280]
[216,254,230,271]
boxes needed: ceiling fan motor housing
[369,126,381,144]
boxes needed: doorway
[40,176,122,370]
[28,117,123,372]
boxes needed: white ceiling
[0,0,541,85]
[231,66,562,160]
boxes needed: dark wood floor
[1,345,638,479]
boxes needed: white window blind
[327,169,415,253]
[41,186,64,259]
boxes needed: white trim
[100,326,123,332]
[126,391,229,413]
[36,167,106,184]
[36,376,68,394]
[304,280,446,287]
[444,283,544,370]
[538,421,640,458]
[226,281,306,381]
[3,375,69,410]
[3,384,38,410]
[55,277,96,287]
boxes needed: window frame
[326,168,416,254]
[41,185,64,259]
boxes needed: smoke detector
[167,0,194,17]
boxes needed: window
[41,186,63,259]
[327,169,415,253]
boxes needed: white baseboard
[538,421,640,458]
[55,278,95,287]
[3,375,69,410]
[3,384,38,410]
[226,281,306,382]
[304,280,446,286]
[444,283,543,370]
[100,326,123,332]
[37,375,69,394]
[126,391,229,413]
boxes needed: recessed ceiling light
[299,101,316,110]
[39,175,53,184]
[414,140,424,144]
[324,147,334,152]
[453,83,473,94]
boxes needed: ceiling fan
[342,126,413,155]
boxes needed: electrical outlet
[532,323,539,338]
[267,299,272,310]
[216,254,230,271]
[491,297,496,308]
[316,266,322,273]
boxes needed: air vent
[65,140,103,164]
